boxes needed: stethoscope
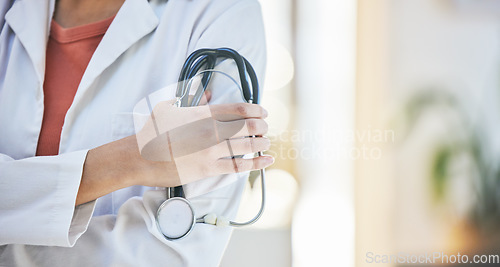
[155,48,266,240]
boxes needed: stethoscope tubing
[157,48,266,240]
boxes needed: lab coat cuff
[67,200,96,246]
[49,149,95,247]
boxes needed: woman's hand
[135,101,273,187]
[76,101,273,205]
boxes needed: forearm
[76,135,139,206]
[75,102,271,206]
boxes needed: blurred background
[221,0,500,266]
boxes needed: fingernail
[262,108,268,118]
[264,156,275,166]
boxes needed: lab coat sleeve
[0,151,96,247]
[0,185,246,267]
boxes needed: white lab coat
[0,0,266,266]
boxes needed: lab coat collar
[62,0,159,150]
[4,0,159,98]
[75,0,159,100]
[5,0,55,83]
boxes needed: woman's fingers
[216,119,268,139]
[215,156,274,174]
[137,101,272,184]
[209,103,268,121]
[210,137,270,158]
[139,117,268,161]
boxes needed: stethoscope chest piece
[156,197,196,240]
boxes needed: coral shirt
[36,16,114,156]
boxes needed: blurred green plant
[400,89,500,232]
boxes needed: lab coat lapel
[73,0,159,104]
[4,0,54,84]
